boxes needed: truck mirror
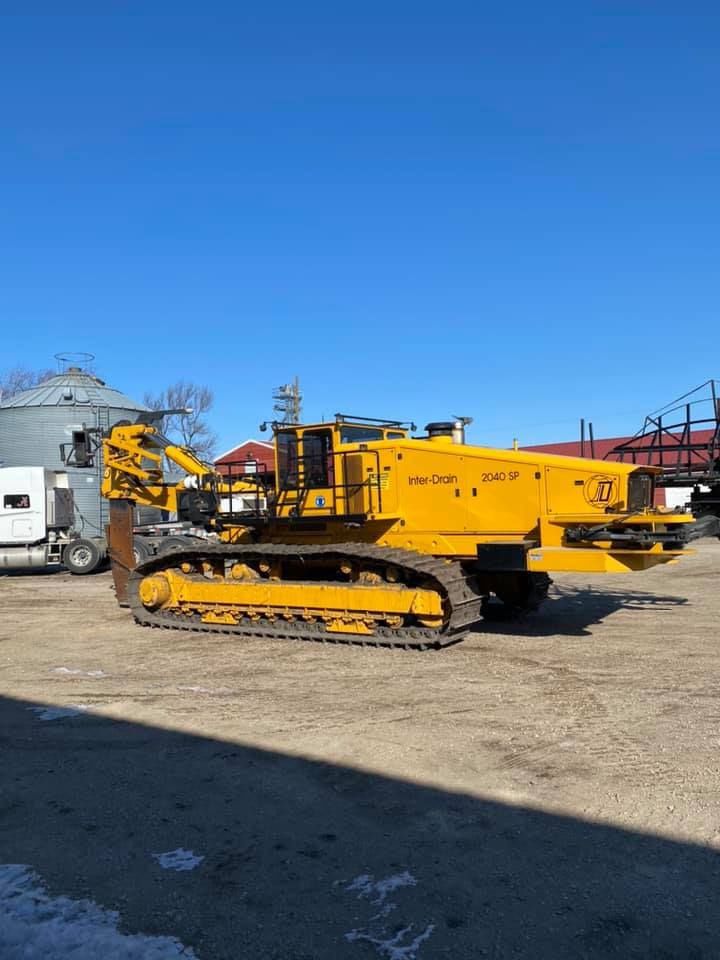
[59,430,96,468]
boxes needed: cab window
[276,433,298,490]
[339,425,384,444]
[4,494,30,509]
[302,431,333,488]
[339,425,406,443]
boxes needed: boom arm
[101,423,258,515]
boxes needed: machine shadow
[1,692,716,960]
[478,584,689,638]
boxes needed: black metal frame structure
[214,458,270,522]
[604,380,720,486]
[275,447,386,520]
[333,412,416,430]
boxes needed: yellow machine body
[101,415,692,648]
[267,422,690,573]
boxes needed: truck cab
[0,467,73,546]
[0,466,105,573]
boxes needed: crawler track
[128,543,485,650]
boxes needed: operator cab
[272,414,410,520]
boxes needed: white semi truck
[0,466,106,573]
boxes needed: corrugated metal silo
[0,366,148,537]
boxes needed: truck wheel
[155,536,198,556]
[132,538,155,566]
[64,538,103,575]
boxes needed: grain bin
[0,366,148,537]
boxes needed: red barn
[215,439,275,482]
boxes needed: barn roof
[215,439,274,463]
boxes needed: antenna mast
[272,377,302,424]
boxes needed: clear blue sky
[1,3,718,454]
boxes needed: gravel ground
[0,541,719,958]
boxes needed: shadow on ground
[0,693,716,959]
[481,585,689,638]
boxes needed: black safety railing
[604,380,720,484]
[276,448,386,518]
[214,458,271,519]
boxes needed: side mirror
[59,429,97,468]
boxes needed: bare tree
[143,381,218,459]
[0,366,56,401]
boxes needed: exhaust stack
[425,419,471,444]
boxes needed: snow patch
[27,705,89,721]
[342,872,434,959]
[346,871,417,905]
[177,685,230,694]
[346,923,436,960]
[152,849,204,872]
[0,863,196,959]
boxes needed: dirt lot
[1,542,719,958]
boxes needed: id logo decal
[583,475,618,507]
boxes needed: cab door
[0,470,43,544]
[298,429,335,515]
[274,430,300,518]
[273,428,337,518]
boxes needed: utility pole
[272,377,302,424]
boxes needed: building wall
[215,440,274,478]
